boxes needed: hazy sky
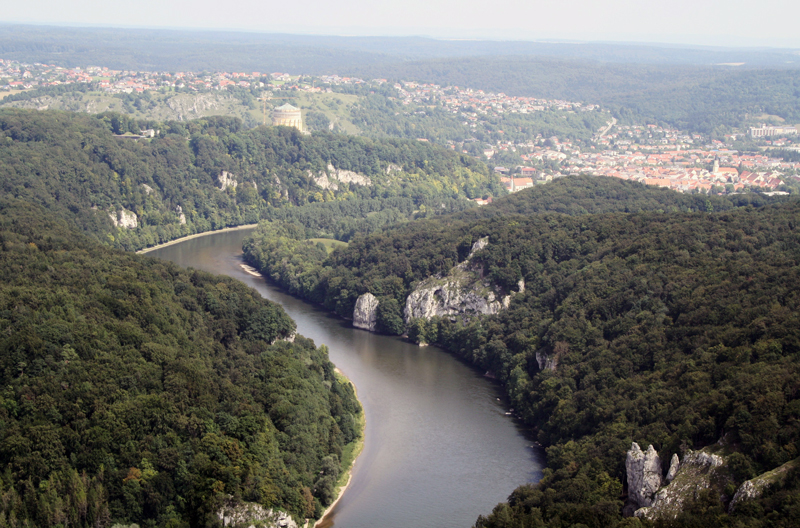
[4,0,800,48]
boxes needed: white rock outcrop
[635,448,726,520]
[626,443,662,509]
[403,237,522,325]
[176,205,187,225]
[327,163,372,186]
[108,208,138,229]
[666,453,680,482]
[310,164,373,190]
[535,349,558,371]
[353,293,380,331]
[218,171,237,191]
[729,458,799,512]
[217,500,297,528]
[404,276,506,322]
[311,171,338,191]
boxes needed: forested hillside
[243,178,800,526]
[0,109,499,250]
[241,177,779,320]
[0,198,362,526]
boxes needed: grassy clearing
[309,238,348,253]
[0,89,29,100]
[294,91,362,134]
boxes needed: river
[146,228,543,528]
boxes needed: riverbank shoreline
[313,368,366,528]
[136,224,259,254]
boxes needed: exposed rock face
[403,237,521,325]
[404,276,506,322]
[166,93,224,118]
[729,457,799,512]
[176,205,187,225]
[635,449,726,520]
[326,163,372,186]
[386,164,403,174]
[311,165,373,190]
[217,499,297,528]
[626,443,662,509]
[535,349,558,371]
[218,171,238,191]
[311,171,337,190]
[666,453,680,482]
[108,208,138,229]
[353,293,380,331]
[142,184,154,195]
[470,237,488,254]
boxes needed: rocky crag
[352,237,523,334]
[403,237,523,324]
[353,292,380,331]
[626,443,663,509]
[108,207,138,229]
[624,442,794,520]
[311,164,373,190]
[216,499,298,528]
[729,457,800,512]
[633,447,726,520]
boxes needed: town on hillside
[2,58,798,196]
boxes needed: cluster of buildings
[0,59,274,93]
[0,59,95,89]
[3,58,797,195]
[562,150,792,192]
[749,124,798,138]
[391,81,595,117]
[491,127,798,194]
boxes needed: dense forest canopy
[242,177,782,319]
[0,109,500,250]
[243,177,800,527]
[0,198,362,527]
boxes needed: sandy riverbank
[136,224,259,254]
[313,368,366,528]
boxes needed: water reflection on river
[147,229,543,528]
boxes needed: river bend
[147,228,543,528]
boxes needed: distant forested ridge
[0,109,500,250]
[243,177,800,526]
[1,25,798,72]
[0,198,361,526]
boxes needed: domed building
[272,103,303,131]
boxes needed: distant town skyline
[3,0,800,49]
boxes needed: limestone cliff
[311,164,372,190]
[216,498,297,528]
[729,457,799,512]
[626,442,662,509]
[353,293,380,331]
[108,208,138,229]
[218,171,238,191]
[634,448,726,521]
[403,237,521,324]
